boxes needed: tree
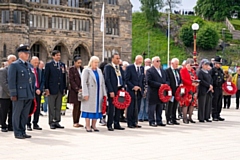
[164,0,181,13]
[197,25,219,50]
[140,0,164,26]
[179,25,193,47]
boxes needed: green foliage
[132,12,187,64]
[164,0,181,13]
[179,25,193,47]
[193,17,205,28]
[218,45,240,65]
[197,25,219,50]
[140,0,164,26]
[230,19,240,30]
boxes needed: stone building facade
[0,0,132,66]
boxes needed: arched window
[3,44,7,58]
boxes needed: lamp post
[191,23,199,65]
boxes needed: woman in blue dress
[81,56,107,132]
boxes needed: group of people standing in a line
[0,44,237,139]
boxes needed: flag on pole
[100,3,104,32]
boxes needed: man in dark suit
[104,53,125,131]
[165,58,181,125]
[146,56,170,127]
[27,56,44,131]
[125,55,144,128]
[0,55,16,132]
[45,50,66,129]
[8,45,35,139]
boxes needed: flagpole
[102,3,105,62]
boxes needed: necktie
[115,66,123,86]
[24,62,28,66]
[34,68,39,88]
[56,62,59,69]
[137,66,141,77]
[174,69,180,85]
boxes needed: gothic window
[48,0,60,5]
[30,15,49,28]
[52,17,69,30]
[31,44,40,58]
[72,19,90,32]
[74,46,81,58]
[54,46,62,53]
[68,0,79,7]
[1,10,10,23]
[106,17,119,35]
[3,44,7,58]
[13,11,21,24]
[108,0,117,5]
[30,0,40,2]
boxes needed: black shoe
[50,124,56,129]
[144,119,148,121]
[134,124,142,128]
[128,125,135,128]
[149,123,157,127]
[1,128,8,132]
[55,123,64,129]
[114,126,125,130]
[205,119,212,122]
[27,126,32,131]
[120,118,127,123]
[91,126,99,132]
[189,119,196,123]
[107,126,114,131]
[23,134,31,138]
[218,117,225,121]
[15,135,25,139]
[157,123,166,127]
[236,107,239,110]
[172,121,180,125]
[213,118,218,121]
[167,121,174,125]
[183,119,189,124]
[223,107,226,109]
[33,125,42,130]
[199,120,205,123]
[138,119,144,122]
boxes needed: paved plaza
[0,99,240,160]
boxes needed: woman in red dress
[180,58,199,124]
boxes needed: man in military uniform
[211,56,225,121]
[8,45,35,139]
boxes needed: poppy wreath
[185,93,197,107]
[102,96,107,114]
[175,86,189,107]
[222,82,237,95]
[113,90,131,109]
[158,84,172,103]
[29,98,37,117]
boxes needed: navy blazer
[125,64,144,97]
[146,66,170,105]
[44,60,67,95]
[104,63,125,95]
[165,67,182,94]
[8,59,35,100]
[29,64,44,93]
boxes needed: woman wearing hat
[180,58,199,124]
[197,59,213,122]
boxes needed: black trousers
[107,97,121,128]
[127,92,142,126]
[27,94,41,126]
[0,99,12,129]
[223,95,231,108]
[148,103,163,124]
[198,93,212,121]
[212,87,223,118]
[235,90,240,109]
[165,99,178,122]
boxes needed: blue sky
[130,0,198,12]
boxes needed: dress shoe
[127,125,135,128]
[149,123,157,127]
[120,118,127,123]
[167,121,174,125]
[236,107,239,110]
[223,107,226,109]
[107,127,114,131]
[199,120,205,123]
[33,125,42,130]
[1,128,8,132]
[50,124,56,129]
[23,134,32,138]
[85,127,92,132]
[144,119,148,121]
[189,119,196,123]
[138,119,144,122]
[172,121,180,125]
[218,117,225,121]
[183,119,189,124]
[55,123,64,129]
[27,126,32,131]
[91,126,100,132]
[205,119,212,122]
[157,123,166,126]
[114,126,125,130]
[213,118,218,121]
[15,135,25,139]
[134,124,142,128]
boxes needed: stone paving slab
[0,99,240,160]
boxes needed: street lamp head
[192,23,199,31]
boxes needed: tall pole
[167,9,170,68]
[193,30,197,64]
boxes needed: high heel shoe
[189,119,196,123]
[91,126,99,132]
[183,119,189,124]
[85,127,92,132]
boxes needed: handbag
[78,91,84,101]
